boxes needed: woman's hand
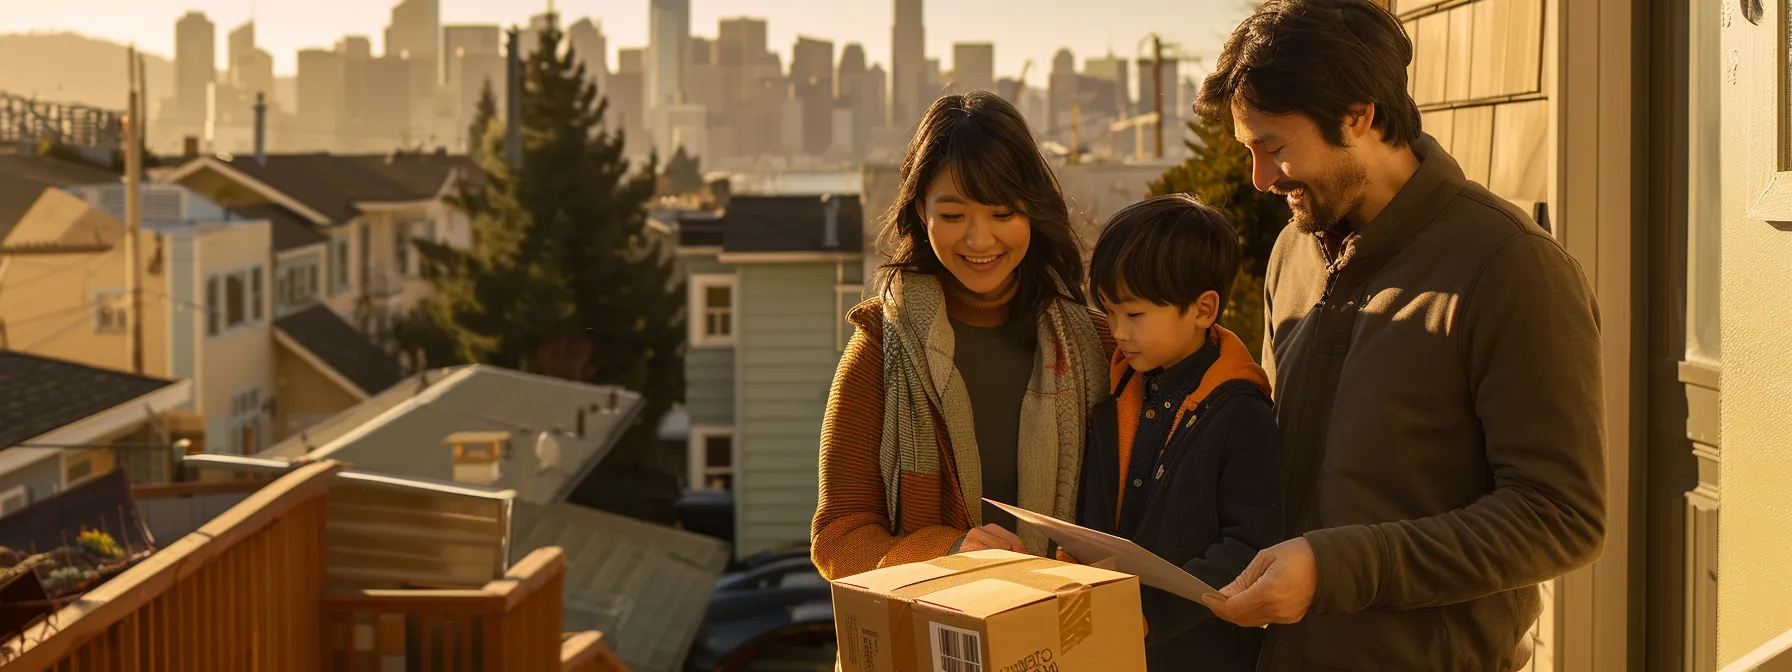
[1054,548,1079,563]
[958,524,1025,553]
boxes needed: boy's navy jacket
[1076,325,1284,672]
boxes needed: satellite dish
[535,431,562,473]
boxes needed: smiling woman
[809,92,1114,581]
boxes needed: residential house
[1,459,631,671]
[0,351,191,516]
[677,194,864,558]
[0,182,398,461]
[154,150,477,348]
[166,365,728,672]
[0,153,120,239]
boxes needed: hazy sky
[2,0,1243,79]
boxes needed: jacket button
[1132,479,1143,487]
[1163,401,1172,409]
[1145,409,1156,419]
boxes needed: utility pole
[124,46,145,375]
[1069,102,1082,164]
[1153,35,1164,160]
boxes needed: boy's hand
[1200,537,1317,627]
[959,523,1025,553]
[1054,548,1079,564]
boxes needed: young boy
[1077,193,1283,671]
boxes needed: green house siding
[686,347,735,426]
[734,262,845,556]
[683,253,735,427]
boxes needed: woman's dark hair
[877,91,1086,328]
[1090,194,1241,315]
[1195,0,1422,148]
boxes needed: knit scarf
[879,271,1108,556]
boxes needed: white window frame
[228,385,264,455]
[835,284,861,352]
[0,485,28,516]
[91,286,127,334]
[60,449,103,488]
[687,426,735,491]
[330,232,352,296]
[277,257,322,314]
[205,264,266,339]
[688,273,737,348]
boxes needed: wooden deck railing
[2,460,595,672]
[1,459,339,671]
[319,546,568,671]
[560,631,632,672]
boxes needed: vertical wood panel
[1445,5,1476,103]
[1503,0,1546,96]
[1489,100,1551,202]
[1422,109,1458,155]
[1414,13,1451,105]
[1454,105,1496,186]
[1469,0,1513,100]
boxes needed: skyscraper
[647,0,691,122]
[175,12,216,126]
[792,36,835,156]
[227,22,275,104]
[385,0,439,63]
[891,0,925,130]
[296,48,346,149]
[228,22,254,86]
[1049,48,1079,144]
[567,18,608,93]
[952,43,995,95]
[716,17,769,106]
[443,24,502,95]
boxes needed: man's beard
[1283,154,1369,236]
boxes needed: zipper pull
[1154,464,1165,480]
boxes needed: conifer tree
[405,14,684,520]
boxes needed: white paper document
[986,498,1223,603]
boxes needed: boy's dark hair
[1090,194,1241,315]
[1195,0,1421,149]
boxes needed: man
[1189,0,1608,669]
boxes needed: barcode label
[930,622,982,672]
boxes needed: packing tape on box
[993,569,1096,653]
[894,555,1099,655]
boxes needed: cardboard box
[830,549,1145,672]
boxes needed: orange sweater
[810,296,1113,581]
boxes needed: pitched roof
[720,194,863,254]
[260,365,644,505]
[510,501,729,672]
[674,211,724,248]
[0,351,180,449]
[228,202,326,252]
[203,152,477,222]
[0,154,120,241]
[273,305,404,396]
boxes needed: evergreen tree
[664,146,703,194]
[1148,115,1291,359]
[405,14,685,522]
[466,80,498,162]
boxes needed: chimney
[822,193,841,249]
[253,92,267,166]
[182,136,200,158]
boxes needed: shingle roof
[0,351,180,449]
[227,202,326,252]
[510,501,730,672]
[720,194,863,253]
[273,305,405,396]
[205,152,478,222]
[0,154,120,241]
[675,212,724,248]
[260,365,644,506]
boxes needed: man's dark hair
[1195,0,1422,148]
[1090,194,1241,316]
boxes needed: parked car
[686,546,837,672]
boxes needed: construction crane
[1008,59,1035,103]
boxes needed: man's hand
[1200,537,1318,627]
[959,523,1025,553]
[1054,548,1079,563]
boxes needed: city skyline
[1,0,1238,82]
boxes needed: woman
[810,91,1113,580]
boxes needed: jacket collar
[1321,133,1466,270]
